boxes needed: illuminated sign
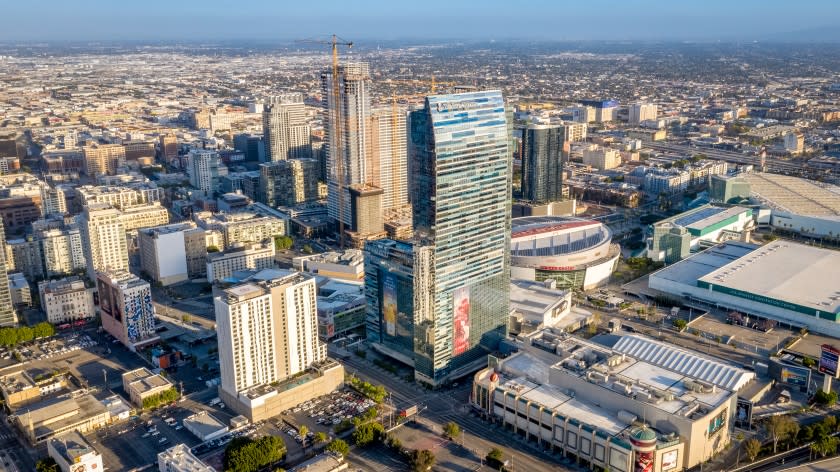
[820,344,840,378]
[538,266,576,271]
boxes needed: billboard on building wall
[452,286,470,356]
[661,450,678,471]
[382,272,397,337]
[736,399,753,428]
[820,344,840,378]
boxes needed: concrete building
[117,203,170,233]
[649,240,840,337]
[323,62,371,227]
[509,217,620,290]
[521,124,566,203]
[76,184,163,209]
[139,222,210,285]
[182,411,228,442]
[96,270,158,351]
[83,144,125,176]
[260,159,319,208]
[215,270,342,421]
[316,277,365,340]
[193,207,287,249]
[647,205,754,262]
[124,140,156,161]
[40,185,67,217]
[39,277,95,324]
[80,204,128,281]
[187,149,222,198]
[709,174,751,204]
[8,272,30,308]
[160,133,179,162]
[0,369,66,407]
[288,453,348,472]
[405,90,512,385]
[0,224,16,326]
[783,131,804,154]
[206,243,275,283]
[581,99,619,123]
[471,333,747,471]
[582,145,621,170]
[508,280,580,336]
[629,103,658,125]
[122,367,174,407]
[293,249,365,282]
[263,93,312,161]
[15,393,111,444]
[47,430,104,472]
[347,184,385,245]
[367,107,409,211]
[158,443,215,472]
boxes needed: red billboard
[453,286,470,356]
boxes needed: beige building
[39,277,95,324]
[0,369,66,407]
[263,93,312,161]
[76,184,163,209]
[366,108,408,211]
[160,133,179,161]
[118,203,170,232]
[80,204,128,281]
[16,393,111,444]
[48,431,104,472]
[206,243,275,283]
[83,144,125,176]
[582,145,622,170]
[194,209,286,249]
[139,222,213,284]
[122,367,174,407]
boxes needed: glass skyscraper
[407,90,512,385]
[521,123,566,203]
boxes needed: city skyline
[1,0,838,42]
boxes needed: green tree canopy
[443,422,461,439]
[224,435,286,472]
[325,439,349,457]
[353,422,384,447]
[408,449,435,472]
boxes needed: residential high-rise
[367,108,408,211]
[406,90,512,385]
[83,144,125,176]
[0,224,16,326]
[322,62,371,227]
[187,149,222,198]
[262,94,312,161]
[521,124,566,203]
[259,159,319,208]
[96,270,158,351]
[139,222,211,286]
[215,271,325,396]
[80,203,128,281]
[629,102,658,125]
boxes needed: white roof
[612,335,755,391]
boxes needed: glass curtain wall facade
[409,90,512,385]
[521,124,565,203]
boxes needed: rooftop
[743,172,840,216]
[158,443,214,472]
[698,240,840,316]
[662,204,750,232]
[49,431,99,465]
[183,411,227,437]
[122,367,173,394]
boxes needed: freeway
[645,142,838,184]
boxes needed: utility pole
[103,369,107,391]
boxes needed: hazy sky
[3,0,839,42]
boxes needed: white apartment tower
[215,271,325,397]
[629,102,658,125]
[187,149,221,198]
[80,204,128,281]
[262,93,312,161]
[322,62,372,226]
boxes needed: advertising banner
[736,399,753,428]
[382,272,397,337]
[661,450,678,471]
[820,344,840,378]
[453,286,470,356]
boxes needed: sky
[2,0,839,42]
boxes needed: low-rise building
[15,393,111,443]
[288,452,348,472]
[0,369,66,407]
[47,430,104,472]
[158,443,215,472]
[122,367,174,408]
[647,205,754,263]
[294,249,365,282]
[182,411,228,442]
[39,277,95,324]
[316,278,366,340]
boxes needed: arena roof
[743,172,840,216]
[611,334,755,391]
[511,216,611,257]
[698,240,840,316]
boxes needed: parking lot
[688,312,793,355]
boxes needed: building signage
[820,344,840,378]
[735,398,753,428]
[661,450,678,471]
[452,286,470,356]
[538,266,576,271]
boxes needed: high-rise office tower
[259,159,319,208]
[367,108,408,211]
[82,144,125,176]
[215,271,325,396]
[322,63,371,227]
[521,124,567,203]
[187,149,222,198]
[262,94,312,161]
[97,270,158,351]
[406,90,512,385]
[80,203,128,281]
[0,224,17,326]
[629,102,658,125]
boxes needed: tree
[744,438,762,462]
[486,447,506,469]
[353,422,384,447]
[802,357,816,368]
[672,319,688,331]
[35,458,59,472]
[408,449,435,472]
[443,421,461,440]
[314,432,328,444]
[181,314,192,324]
[298,425,309,450]
[274,235,294,251]
[224,436,286,472]
[812,436,840,458]
[326,439,349,458]
[815,390,838,406]
[766,415,796,454]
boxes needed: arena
[510,216,620,290]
